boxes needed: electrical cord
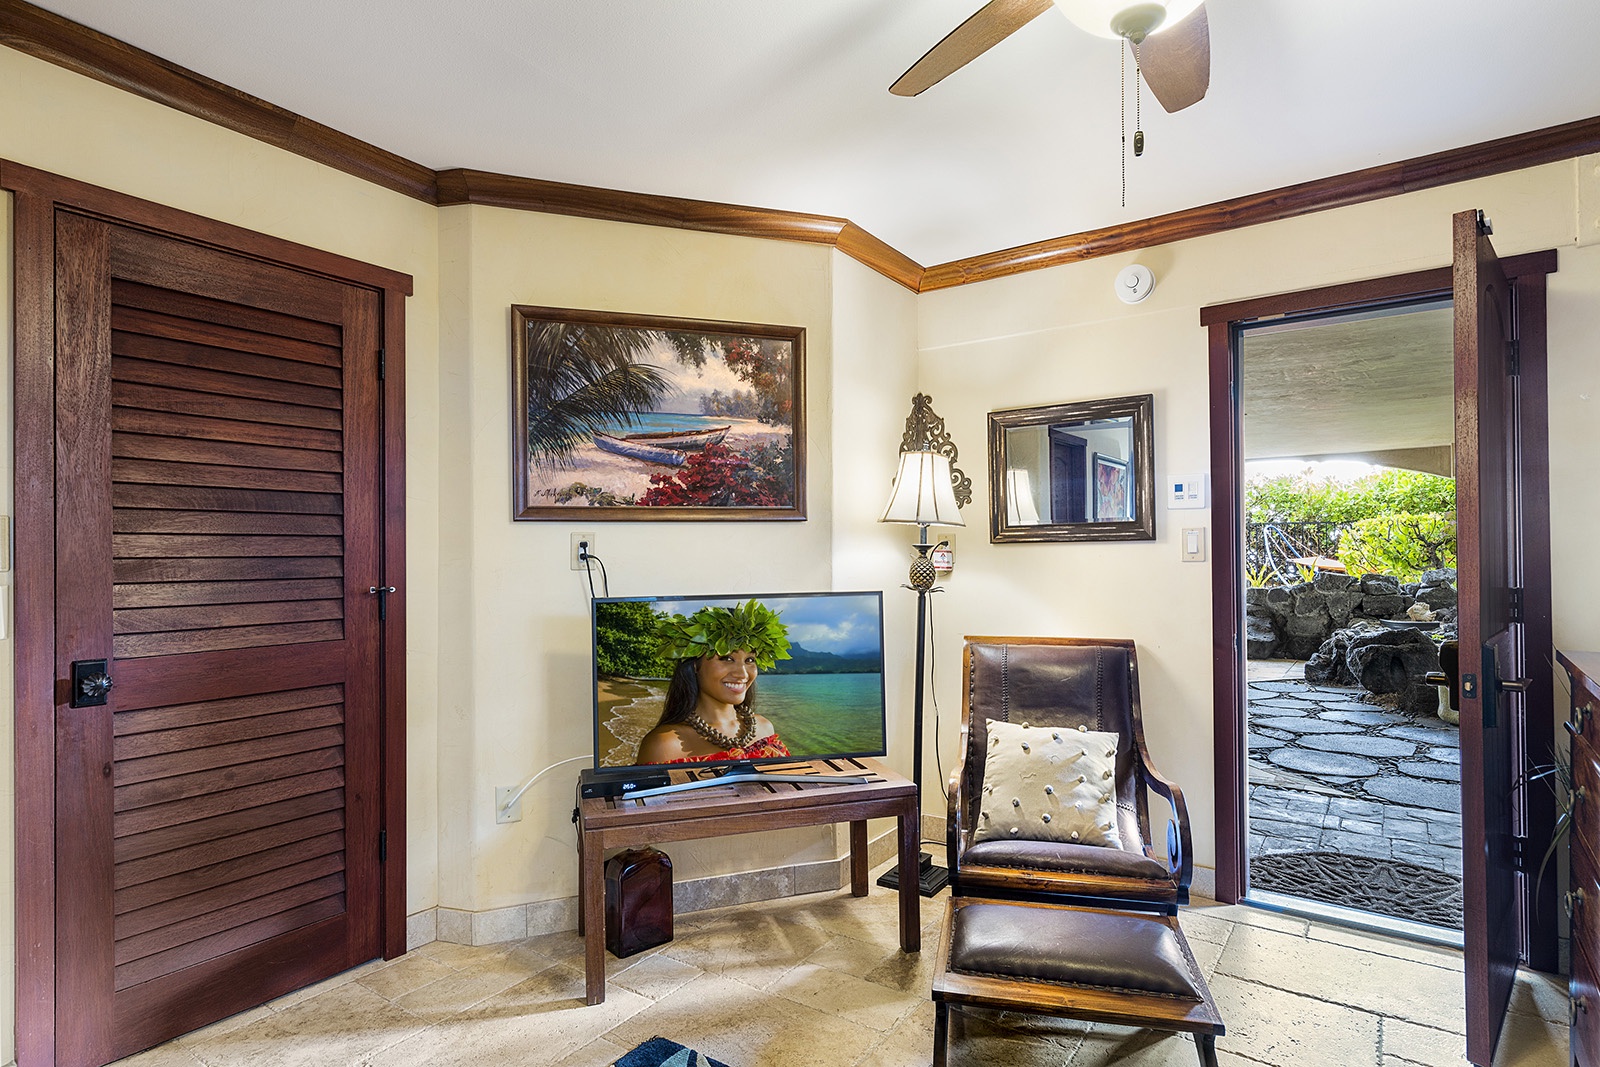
[498,754,593,818]
[578,542,609,599]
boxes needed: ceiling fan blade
[891,0,1057,97]
[1134,2,1210,112]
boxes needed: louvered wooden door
[52,210,386,1065]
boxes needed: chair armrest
[1135,744,1194,897]
[946,716,976,888]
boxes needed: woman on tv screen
[635,600,793,764]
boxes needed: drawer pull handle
[1581,705,1596,735]
[1569,888,1587,917]
[1574,995,1589,1024]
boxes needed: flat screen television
[591,590,886,792]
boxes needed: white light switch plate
[1181,527,1207,562]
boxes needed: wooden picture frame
[511,305,806,521]
[1092,452,1131,521]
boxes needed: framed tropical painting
[1092,452,1131,522]
[511,305,806,521]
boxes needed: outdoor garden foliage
[1245,468,1456,583]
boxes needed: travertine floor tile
[355,953,459,1001]
[180,980,428,1067]
[1491,1011,1567,1067]
[768,961,918,1032]
[1206,973,1381,1065]
[601,970,886,1067]
[1382,1016,1468,1067]
[551,1036,632,1067]
[849,1000,940,1067]
[1068,1023,1211,1066]
[1506,969,1571,1024]
[1176,908,1235,947]
[941,1006,1084,1067]
[608,951,704,1000]
[390,955,545,1023]
[1218,923,1463,1031]
[657,913,833,989]
[1305,921,1464,972]
[104,1043,209,1067]
[110,891,1572,1067]
[368,966,651,1067]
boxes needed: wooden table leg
[849,820,868,896]
[933,1000,949,1067]
[897,800,921,951]
[574,806,586,937]
[580,826,606,1004]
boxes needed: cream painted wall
[916,158,1600,872]
[827,252,922,845]
[0,47,444,1063]
[443,204,864,910]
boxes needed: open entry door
[1453,207,1525,1067]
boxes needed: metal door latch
[70,659,113,708]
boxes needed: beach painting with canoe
[511,305,805,521]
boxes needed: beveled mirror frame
[987,393,1156,543]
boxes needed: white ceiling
[32,0,1600,265]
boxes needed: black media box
[580,767,671,799]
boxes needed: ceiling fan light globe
[1053,0,1204,41]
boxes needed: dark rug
[1249,850,1463,929]
[615,1036,731,1067]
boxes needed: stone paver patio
[1247,662,1463,880]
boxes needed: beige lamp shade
[1005,468,1043,525]
[1053,0,1204,40]
[881,451,966,528]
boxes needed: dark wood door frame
[3,159,412,1066]
[1198,251,1558,972]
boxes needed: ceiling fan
[890,0,1211,114]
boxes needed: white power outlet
[495,786,522,824]
[570,532,596,571]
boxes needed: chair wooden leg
[933,1000,949,1067]
[1195,1033,1218,1067]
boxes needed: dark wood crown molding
[921,116,1600,291]
[4,0,1598,295]
[435,170,923,291]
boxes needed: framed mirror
[987,393,1155,542]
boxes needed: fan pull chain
[1120,44,1126,207]
[1132,40,1145,157]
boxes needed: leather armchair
[947,636,1193,912]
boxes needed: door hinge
[1510,835,1527,872]
[380,829,388,863]
[378,348,386,381]
[1508,339,1520,377]
[1508,586,1524,623]
[369,584,397,620]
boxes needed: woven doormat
[615,1036,731,1067]
[1250,850,1463,929]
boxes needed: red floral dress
[667,734,791,763]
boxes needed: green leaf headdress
[653,599,792,669]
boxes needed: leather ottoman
[931,897,1224,1066]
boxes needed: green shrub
[1246,468,1455,525]
[1336,512,1457,581]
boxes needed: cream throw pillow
[972,720,1123,849]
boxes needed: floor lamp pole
[877,526,950,896]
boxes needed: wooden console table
[574,758,921,1004]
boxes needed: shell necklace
[685,707,757,750]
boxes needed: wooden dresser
[1559,650,1600,1067]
